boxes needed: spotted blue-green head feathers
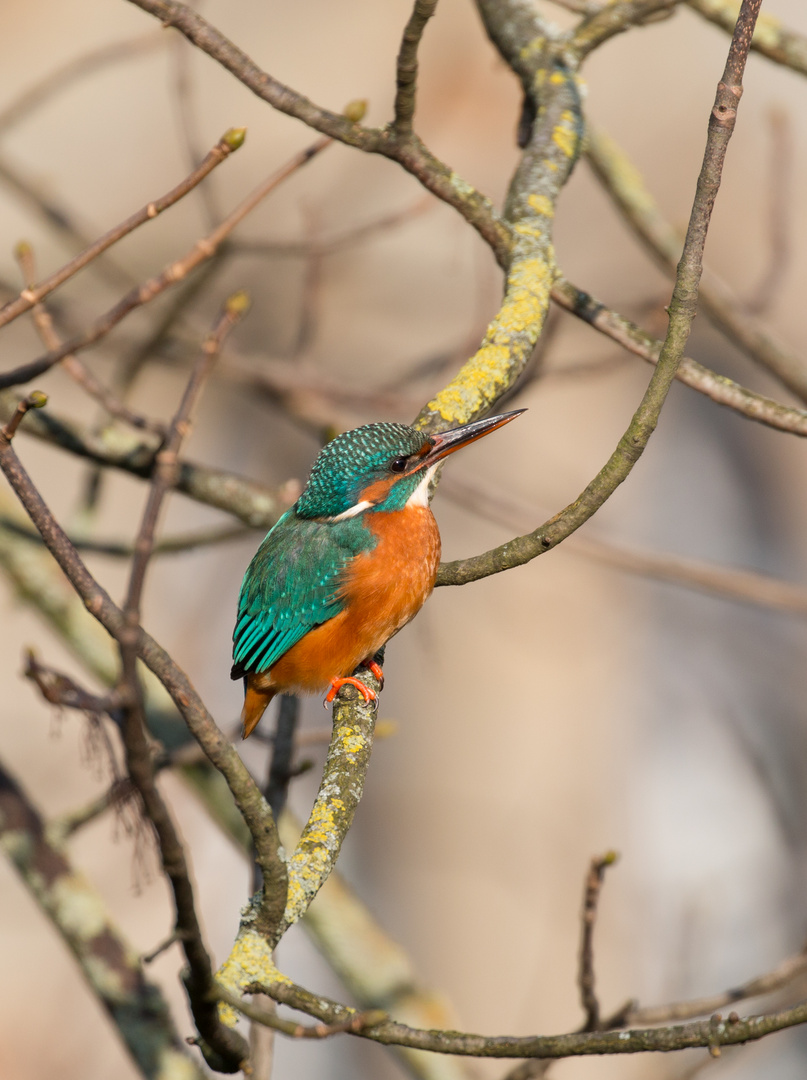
[295,423,431,519]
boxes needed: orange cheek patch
[359,476,395,505]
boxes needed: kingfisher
[231,409,524,737]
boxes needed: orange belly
[259,505,441,695]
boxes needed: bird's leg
[323,676,377,707]
[360,657,384,688]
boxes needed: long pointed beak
[419,409,525,467]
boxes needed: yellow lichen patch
[156,1048,203,1080]
[216,929,290,1026]
[519,36,546,64]
[527,193,554,218]
[514,222,543,241]
[552,111,579,160]
[283,797,349,924]
[334,724,367,756]
[425,255,553,424]
[51,874,109,939]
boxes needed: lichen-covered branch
[416,4,584,431]
[0,761,204,1080]
[216,673,381,1012]
[567,0,682,61]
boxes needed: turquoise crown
[296,423,428,518]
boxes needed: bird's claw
[323,676,378,709]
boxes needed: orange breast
[266,506,441,695]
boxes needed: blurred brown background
[1,1,807,1077]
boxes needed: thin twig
[14,241,165,434]
[578,852,618,1031]
[608,949,807,1027]
[0,136,328,390]
[0,128,244,334]
[394,0,439,134]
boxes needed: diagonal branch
[0,127,245,332]
[0,135,330,390]
[585,125,807,404]
[0,760,206,1080]
[551,276,807,436]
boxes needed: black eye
[390,456,408,473]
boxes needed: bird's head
[295,410,524,521]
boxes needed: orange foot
[323,676,378,708]
[361,658,384,688]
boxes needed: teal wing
[231,512,375,679]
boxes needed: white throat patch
[406,463,438,508]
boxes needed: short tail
[241,676,277,739]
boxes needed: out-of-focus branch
[2,517,249,558]
[0,760,205,1080]
[688,0,807,76]
[0,391,295,528]
[0,135,330,390]
[0,31,165,134]
[0,154,134,290]
[744,106,792,315]
[233,196,432,257]
[567,0,681,60]
[551,277,807,436]
[0,128,245,333]
[585,125,807,404]
[611,949,807,1027]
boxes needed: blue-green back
[231,511,377,678]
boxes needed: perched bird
[232,409,524,737]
